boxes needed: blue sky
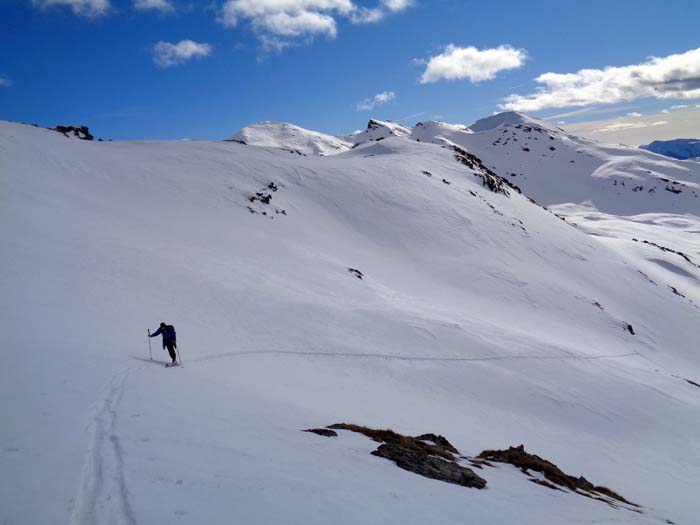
[0,0,698,140]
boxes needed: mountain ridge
[640,138,700,160]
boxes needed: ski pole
[147,329,152,360]
[175,342,183,368]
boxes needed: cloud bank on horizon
[562,104,700,146]
[503,48,700,111]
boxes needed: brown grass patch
[327,423,457,460]
[478,445,639,508]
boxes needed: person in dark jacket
[150,322,177,364]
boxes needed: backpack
[166,325,176,340]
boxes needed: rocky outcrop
[478,444,639,508]
[321,423,486,489]
[448,145,521,196]
[247,182,287,218]
[50,125,94,141]
[345,119,412,147]
[372,443,487,489]
[347,268,363,280]
[415,433,459,454]
[303,428,337,437]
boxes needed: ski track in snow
[69,347,646,524]
[68,347,661,525]
[189,348,641,364]
[70,369,137,525]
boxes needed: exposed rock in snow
[372,443,487,489]
[347,268,364,280]
[326,423,487,489]
[228,121,352,156]
[448,144,521,196]
[303,428,338,437]
[49,125,94,141]
[640,138,700,160]
[477,445,639,509]
[344,119,412,147]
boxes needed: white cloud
[627,112,643,117]
[381,0,412,11]
[597,122,645,132]
[32,0,110,17]
[220,0,352,43]
[134,0,174,13]
[419,45,527,84]
[356,90,396,111]
[351,0,412,23]
[219,0,412,49]
[595,119,669,133]
[503,47,700,112]
[152,40,212,68]
[0,78,12,87]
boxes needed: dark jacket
[151,325,176,349]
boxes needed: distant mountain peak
[228,121,352,156]
[640,138,700,160]
[363,118,411,138]
[468,111,558,133]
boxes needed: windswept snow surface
[1,120,699,524]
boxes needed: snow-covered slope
[411,111,700,313]
[228,121,352,156]
[641,138,700,160]
[2,121,699,525]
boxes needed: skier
[150,322,177,365]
